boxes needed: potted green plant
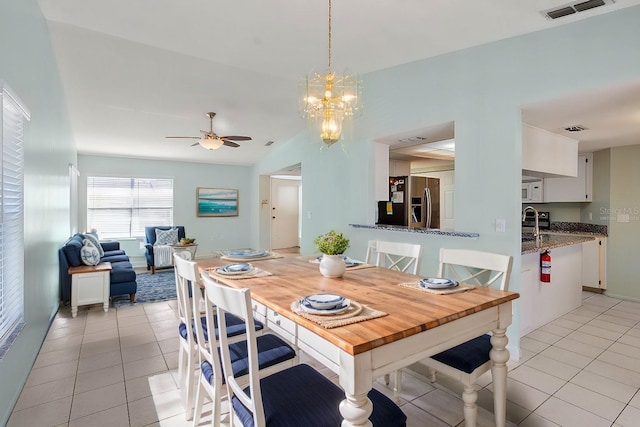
[314,230,350,277]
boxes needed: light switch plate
[496,218,506,232]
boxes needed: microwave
[522,180,543,202]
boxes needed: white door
[271,178,300,249]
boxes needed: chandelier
[300,0,362,146]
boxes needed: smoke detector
[542,0,615,20]
[563,125,587,132]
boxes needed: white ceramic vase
[319,254,346,278]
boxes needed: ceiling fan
[166,112,252,150]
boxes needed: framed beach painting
[196,187,239,217]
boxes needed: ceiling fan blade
[220,135,252,141]
[166,136,200,139]
[222,140,240,148]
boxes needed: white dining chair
[365,240,423,400]
[365,240,423,274]
[192,271,297,426]
[204,276,407,427]
[419,248,513,427]
[173,254,265,420]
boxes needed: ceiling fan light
[200,137,224,150]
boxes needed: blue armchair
[144,226,186,273]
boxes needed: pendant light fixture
[299,0,362,146]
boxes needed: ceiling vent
[564,125,587,132]
[265,140,275,146]
[543,0,614,20]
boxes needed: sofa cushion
[110,262,136,283]
[62,235,84,267]
[81,239,101,266]
[82,233,104,257]
[101,254,130,264]
[155,227,179,245]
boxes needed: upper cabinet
[522,124,579,178]
[544,153,593,202]
[389,160,411,177]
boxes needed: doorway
[270,177,301,250]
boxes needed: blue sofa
[144,225,186,273]
[59,233,137,304]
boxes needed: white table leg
[339,393,372,427]
[490,327,509,427]
[71,305,78,318]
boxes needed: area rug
[112,269,176,308]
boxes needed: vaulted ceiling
[38,0,640,165]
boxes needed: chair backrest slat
[437,248,513,290]
[365,240,423,274]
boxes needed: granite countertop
[521,233,596,255]
[349,224,479,238]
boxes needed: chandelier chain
[328,0,332,70]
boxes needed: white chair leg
[462,384,478,427]
[183,353,195,420]
[193,379,204,427]
[393,369,403,403]
[384,373,390,385]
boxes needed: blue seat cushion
[178,313,263,341]
[200,333,296,383]
[109,262,136,283]
[430,334,492,374]
[102,249,126,258]
[101,254,130,264]
[232,364,406,427]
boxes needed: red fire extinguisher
[540,250,551,283]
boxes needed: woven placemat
[221,253,283,262]
[206,267,272,280]
[290,300,387,329]
[399,281,476,295]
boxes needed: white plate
[214,266,257,276]
[225,250,269,259]
[299,299,351,315]
[303,293,345,309]
[419,278,459,289]
[221,263,252,273]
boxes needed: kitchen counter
[521,233,596,254]
[349,224,479,238]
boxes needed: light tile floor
[8,291,640,426]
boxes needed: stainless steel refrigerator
[377,176,440,228]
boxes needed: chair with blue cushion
[206,276,407,427]
[173,253,266,421]
[419,248,513,427]
[193,272,298,427]
[145,225,186,273]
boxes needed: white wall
[0,0,76,423]
[78,155,253,266]
[252,7,640,357]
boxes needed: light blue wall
[78,155,253,262]
[0,0,76,423]
[253,7,640,356]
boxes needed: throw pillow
[82,232,104,258]
[80,239,101,266]
[155,227,179,245]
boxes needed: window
[87,177,173,239]
[0,81,28,359]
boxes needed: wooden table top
[197,256,519,355]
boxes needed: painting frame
[196,187,239,217]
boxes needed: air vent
[398,136,427,143]
[564,125,587,132]
[265,140,274,146]
[543,0,613,20]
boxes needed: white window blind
[87,177,173,239]
[0,81,28,359]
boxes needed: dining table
[197,254,519,427]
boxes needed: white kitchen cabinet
[522,124,579,178]
[519,243,583,337]
[582,236,607,290]
[544,153,593,202]
[389,159,411,176]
